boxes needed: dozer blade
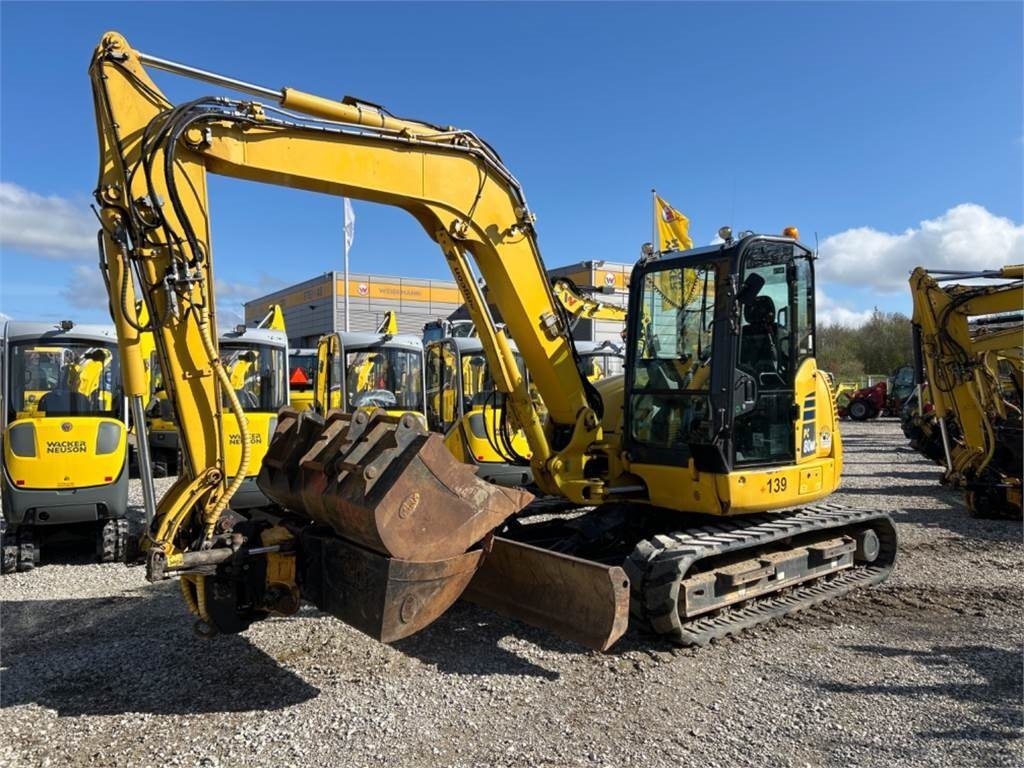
[463,537,630,652]
[257,407,534,642]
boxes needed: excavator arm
[908,265,1023,516]
[92,33,601,505]
[552,277,628,325]
[91,32,626,647]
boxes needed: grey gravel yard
[1,420,1021,768]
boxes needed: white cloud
[817,204,1024,293]
[0,182,96,259]
[61,265,111,311]
[816,287,874,328]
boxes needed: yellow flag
[654,193,693,252]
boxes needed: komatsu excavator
[91,33,896,649]
[907,266,1023,518]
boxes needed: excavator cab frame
[624,236,821,484]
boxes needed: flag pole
[343,199,351,331]
[344,235,350,332]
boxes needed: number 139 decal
[768,476,788,493]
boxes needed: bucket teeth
[258,407,533,562]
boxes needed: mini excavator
[91,33,896,650]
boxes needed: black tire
[848,399,872,421]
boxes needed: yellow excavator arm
[908,265,1023,517]
[551,277,628,324]
[91,32,598,511]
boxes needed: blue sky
[1,1,1021,327]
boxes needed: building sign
[336,279,460,304]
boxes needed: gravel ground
[1,420,1021,768]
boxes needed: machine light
[718,226,733,243]
[235,324,247,334]
[9,423,36,457]
[783,226,800,240]
[60,320,75,331]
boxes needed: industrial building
[244,260,631,347]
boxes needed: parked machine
[90,33,896,650]
[141,307,288,492]
[287,348,316,413]
[838,365,915,421]
[313,312,424,420]
[906,266,1023,518]
[1,320,129,570]
[574,340,625,383]
[425,335,533,487]
[314,331,425,417]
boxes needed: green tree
[855,309,914,374]
[817,323,864,381]
[816,309,914,383]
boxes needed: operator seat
[739,296,780,377]
[39,388,92,415]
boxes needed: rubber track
[1,527,16,574]
[16,529,35,572]
[98,519,130,564]
[624,503,897,646]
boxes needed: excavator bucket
[257,407,533,641]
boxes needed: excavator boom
[91,32,625,647]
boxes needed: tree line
[816,310,914,382]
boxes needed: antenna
[814,231,819,259]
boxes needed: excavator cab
[625,235,828,506]
[574,340,625,383]
[314,331,426,421]
[218,326,289,509]
[425,337,533,487]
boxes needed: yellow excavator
[425,334,534,487]
[906,266,1023,518]
[91,33,896,649]
[142,304,288,493]
[312,311,424,419]
[1,320,130,570]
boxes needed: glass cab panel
[734,240,814,465]
[345,347,424,412]
[220,342,287,413]
[629,263,718,457]
[8,340,123,421]
[426,342,458,432]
